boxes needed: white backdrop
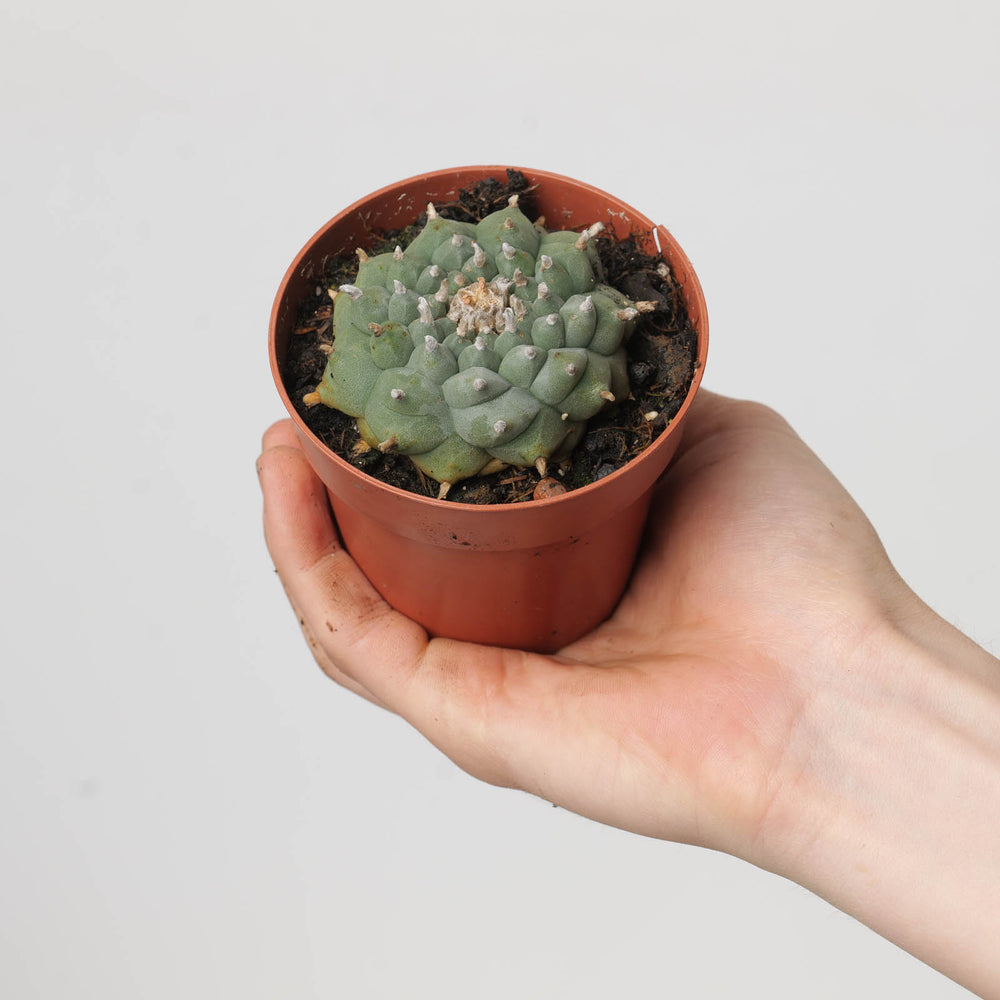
[2,1,997,996]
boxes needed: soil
[281,169,699,504]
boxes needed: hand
[256,390,902,853]
[258,391,1000,996]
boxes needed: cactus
[304,196,650,496]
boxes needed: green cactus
[305,196,647,496]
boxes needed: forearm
[768,607,1000,996]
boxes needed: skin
[258,390,1000,998]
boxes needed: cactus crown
[309,197,643,489]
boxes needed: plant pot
[269,166,708,652]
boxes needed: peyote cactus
[304,195,651,497]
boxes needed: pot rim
[269,164,708,513]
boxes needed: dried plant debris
[283,170,698,504]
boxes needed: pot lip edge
[268,164,709,513]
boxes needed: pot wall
[270,166,708,651]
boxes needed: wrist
[756,598,1000,993]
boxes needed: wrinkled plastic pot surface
[270,166,708,652]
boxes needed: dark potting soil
[281,169,700,504]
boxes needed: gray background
[2,0,997,996]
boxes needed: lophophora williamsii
[304,196,654,498]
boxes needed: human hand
[259,390,1000,995]
[256,390,905,860]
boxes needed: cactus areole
[303,197,652,497]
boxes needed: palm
[541,397,890,851]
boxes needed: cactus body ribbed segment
[315,201,641,484]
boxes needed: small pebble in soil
[533,477,568,500]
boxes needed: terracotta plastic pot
[270,166,708,652]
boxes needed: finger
[258,430,387,706]
[257,434,432,702]
[261,418,300,453]
[278,574,390,710]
